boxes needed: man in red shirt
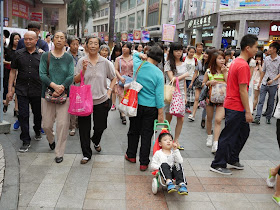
[210,34,259,175]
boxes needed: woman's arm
[189,70,198,88]
[202,72,209,86]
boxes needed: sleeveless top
[207,69,225,82]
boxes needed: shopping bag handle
[80,70,85,86]
[175,77,180,93]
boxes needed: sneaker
[140,165,148,171]
[41,128,45,135]
[252,119,260,124]
[185,108,192,114]
[34,133,42,141]
[266,118,271,124]
[267,168,276,188]
[210,166,232,175]
[178,183,188,195]
[206,135,213,147]
[272,196,280,207]
[211,141,218,154]
[167,182,177,193]
[69,129,75,136]
[13,120,20,130]
[228,162,244,170]
[19,143,30,153]
[188,115,195,122]
[262,112,267,117]
[111,104,116,111]
[201,119,205,129]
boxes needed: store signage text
[185,14,218,30]
[222,30,235,38]
[270,22,280,36]
[148,2,159,14]
[12,1,29,20]
[273,36,280,41]
[247,27,260,36]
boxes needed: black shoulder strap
[47,52,51,76]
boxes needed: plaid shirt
[262,55,280,86]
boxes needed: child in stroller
[151,132,188,195]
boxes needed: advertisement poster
[121,32,128,42]
[128,34,134,43]
[30,12,42,22]
[12,0,29,20]
[220,0,280,11]
[141,31,150,43]
[162,24,176,42]
[169,0,176,21]
[133,30,141,43]
[177,0,186,23]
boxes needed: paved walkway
[1,103,280,209]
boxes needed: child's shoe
[13,120,20,130]
[178,183,188,195]
[167,181,177,193]
[267,168,276,188]
[272,196,280,207]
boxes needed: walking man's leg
[255,85,268,121]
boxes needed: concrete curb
[0,134,19,209]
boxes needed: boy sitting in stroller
[151,132,188,195]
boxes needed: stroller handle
[153,120,171,131]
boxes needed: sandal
[3,105,8,113]
[80,157,90,164]
[121,116,126,125]
[94,144,102,152]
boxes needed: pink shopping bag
[169,77,185,117]
[68,71,93,116]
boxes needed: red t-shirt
[224,58,250,112]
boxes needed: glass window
[120,17,127,31]
[101,9,105,17]
[129,0,136,9]
[43,7,59,33]
[137,10,144,28]
[120,0,128,13]
[93,26,96,32]
[137,0,144,5]
[128,14,135,31]
[147,11,159,27]
[105,24,108,32]
[115,20,118,32]
[105,8,109,16]
[115,6,119,15]
[96,11,100,18]
[101,25,104,32]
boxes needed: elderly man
[7,31,43,153]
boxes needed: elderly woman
[125,46,164,171]
[40,31,74,163]
[74,36,117,164]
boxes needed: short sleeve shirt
[261,55,280,86]
[224,58,250,112]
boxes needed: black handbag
[199,85,209,102]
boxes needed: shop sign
[273,36,280,41]
[202,32,213,38]
[270,22,280,36]
[12,1,29,20]
[247,27,260,36]
[1,18,9,27]
[133,30,141,43]
[185,14,218,30]
[30,12,42,22]
[121,32,128,42]
[258,41,265,45]
[222,30,235,38]
[128,34,133,43]
[183,35,188,46]
[148,2,159,14]
[162,24,176,42]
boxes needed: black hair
[147,46,163,63]
[196,42,203,48]
[53,31,67,40]
[67,35,79,46]
[255,51,264,65]
[234,50,241,57]
[240,34,258,51]
[155,42,165,66]
[269,42,280,54]
[28,21,41,30]
[158,133,173,143]
[46,34,51,38]
[168,42,183,75]
[225,50,232,56]
[264,49,267,53]
[135,43,143,51]
[8,32,21,50]
[85,35,101,47]
[111,43,122,62]
[122,42,132,54]
[188,46,196,52]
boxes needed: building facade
[3,0,67,34]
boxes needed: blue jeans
[211,108,250,168]
[255,84,278,120]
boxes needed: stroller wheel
[152,178,158,194]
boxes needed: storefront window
[129,0,136,9]
[120,17,127,31]
[105,8,109,16]
[128,14,135,31]
[101,9,105,17]
[120,0,128,13]
[147,11,159,27]
[12,16,28,29]
[115,20,118,32]
[43,7,59,32]
[137,0,144,5]
[137,10,144,29]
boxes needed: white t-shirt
[184,57,196,80]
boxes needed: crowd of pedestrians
[2,21,280,201]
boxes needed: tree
[67,0,99,37]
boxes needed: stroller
[151,120,171,195]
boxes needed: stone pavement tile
[18,153,38,165]
[90,173,125,183]
[30,153,55,166]
[183,169,196,177]
[187,184,205,192]
[190,164,212,171]
[41,165,71,184]
[212,201,255,210]
[83,199,126,210]
[125,175,152,183]
[55,185,87,209]
[184,150,212,158]
[20,165,50,183]
[164,191,210,202]
[233,178,267,186]
[251,202,279,210]
[127,199,168,210]
[250,165,271,173]
[194,170,226,178]
[124,162,151,176]
[244,193,274,202]
[239,185,275,194]
[199,177,235,185]
[229,168,260,179]
[18,183,40,207]
[64,166,92,188]
[203,185,242,193]
[56,208,82,210]
[25,207,54,210]
[167,201,215,210]
[50,154,76,167]
[20,163,31,176]
[270,160,280,166]
[94,155,124,162]
[17,207,26,210]
[187,158,213,165]
[185,176,200,184]
[91,167,124,176]
[86,182,125,200]
[255,171,269,179]
[245,160,275,167]
[207,192,249,202]
[28,184,64,208]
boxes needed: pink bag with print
[68,71,93,116]
[169,78,185,117]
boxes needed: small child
[151,132,188,195]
